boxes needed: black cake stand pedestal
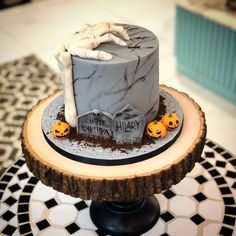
[90,196,160,236]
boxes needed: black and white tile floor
[0,55,61,176]
[0,140,235,236]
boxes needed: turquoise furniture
[175,5,236,104]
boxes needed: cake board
[21,85,206,235]
[41,88,184,166]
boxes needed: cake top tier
[55,22,159,130]
[88,24,158,63]
[64,23,158,64]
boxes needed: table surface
[0,139,235,236]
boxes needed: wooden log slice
[21,85,206,201]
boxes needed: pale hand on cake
[62,21,130,60]
[55,22,130,127]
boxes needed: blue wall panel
[175,6,236,104]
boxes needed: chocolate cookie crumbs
[56,96,166,153]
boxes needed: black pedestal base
[90,196,160,236]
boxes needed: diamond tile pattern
[18,172,29,180]
[223,197,235,205]
[19,223,31,234]
[206,141,215,148]
[4,196,17,206]
[0,183,7,190]
[163,190,176,199]
[44,198,58,209]
[36,219,50,230]
[204,151,215,158]
[0,143,235,236]
[219,226,233,236]
[7,167,18,174]
[1,175,12,182]
[225,206,236,216]
[18,213,30,223]
[223,215,235,226]
[0,55,61,175]
[222,153,233,160]
[214,147,224,153]
[0,142,236,236]
[28,177,39,185]
[14,159,25,167]
[219,187,231,195]
[194,193,207,202]
[195,175,208,184]
[209,169,220,177]
[226,171,236,178]
[65,223,80,234]
[23,185,34,193]
[2,210,15,221]
[201,162,212,169]
[19,195,30,203]
[190,214,205,225]
[1,225,17,235]
[161,211,174,222]
[74,201,88,211]
[215,177,227,185]
[8,183,21,192]
[232,182,236,189]
[18,204,29,213]
[215,161,226,168]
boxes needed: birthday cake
[20,22,207,203]
[39,22,183,165]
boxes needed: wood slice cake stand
[21,85,206,235]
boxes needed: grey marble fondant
[72,24,159,127]
[77,110,113,139]
[41,89,183,162]
[113,105,146,144]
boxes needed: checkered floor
[0,140,235,235]
[0,55,61,175]
[0,56,235,235]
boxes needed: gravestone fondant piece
[113,105,146,144]
[77,110,113,139]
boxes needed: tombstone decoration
[113,105,146,144]
[77,110,113,139]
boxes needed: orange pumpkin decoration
[146,120,167,139]
[161,113,180,130]
[52,122,70,138]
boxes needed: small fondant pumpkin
[146,120,167,139]
[161,113,180,130]
[52,122,70,138]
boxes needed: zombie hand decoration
[55,22,130,127]
[64,22,130,60]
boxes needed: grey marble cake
[72,24,159,123]
[56,23,159,144]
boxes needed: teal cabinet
[175,6,236,104]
